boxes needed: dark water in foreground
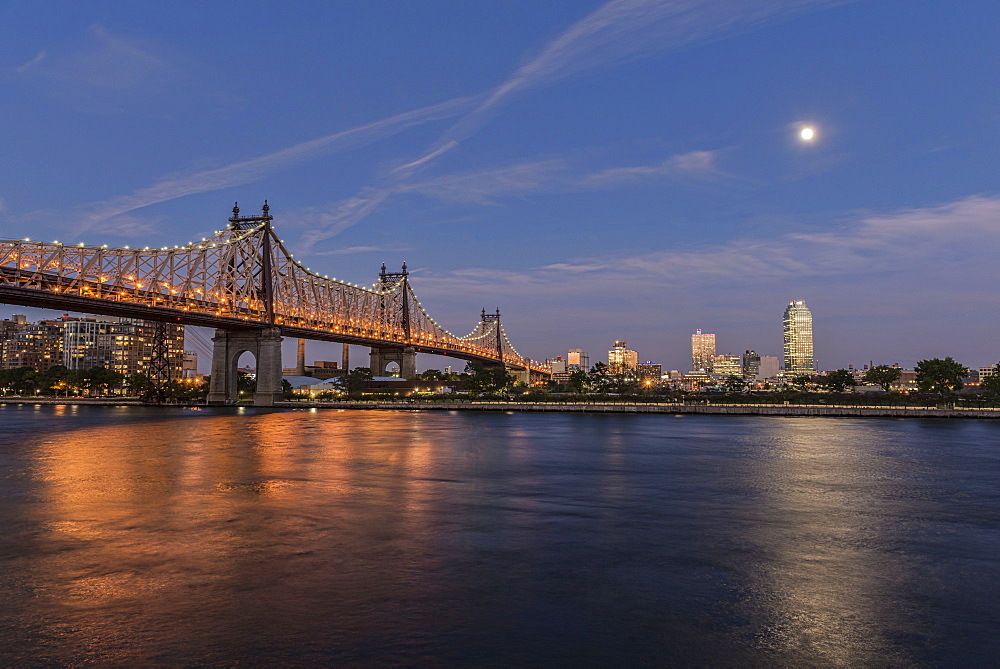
[0,405,998,666]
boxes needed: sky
[2,0,999,372]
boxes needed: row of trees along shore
[0,366,205,400]
[314,358,1000,407]
[2,357,999,406]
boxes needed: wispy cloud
[296,188,394,251]
[69,97,475,235]
[15,51,46,74]
[310,245,406,257]
[296,149,723,249]
[394,0,848,177]
[399,159,568,203]
[580,150,720,186]
[11,24,171,90]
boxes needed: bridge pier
[207,327,284,407]
[369,346,416,378]
[507,365,530,386]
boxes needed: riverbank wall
[3,397,999,418]
[276,400,1000,419]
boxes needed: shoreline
[278,400,1000,419]
[2,397,999,419]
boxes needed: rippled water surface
[0,404,998,665]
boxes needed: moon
[799,126,816,141]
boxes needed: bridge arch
[207,328,284,405]
[369,346,416,379]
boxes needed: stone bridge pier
[369,346,416,378]
[207,327,284,406]
[507,365,531,385]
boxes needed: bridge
[0,202,549,405]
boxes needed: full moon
[800,126,816,141]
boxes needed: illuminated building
[636,362,662,380]
[742,350,760,378]
[567,348,589,372]
[63,317,184,377]
[712,354,742,377]
[546,356,567,374]
[0,314,185,378]
[183,351,199,378]
[0,316,66,372]
[691,329,716,371]
[783,300,815,374]
[608,341,638,373]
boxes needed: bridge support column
[369,346,416,378]
[507,365,530,386]
[207,327,285,407]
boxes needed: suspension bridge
[0,202,548,405]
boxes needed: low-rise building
[636,362,662,380]
[712,354,742,377]
[757,356,780,380]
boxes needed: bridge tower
[206,202,285,406]
[481,308,530,384]
[369,262,416,378]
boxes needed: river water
[0,405,997,665]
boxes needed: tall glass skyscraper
[691,329,716,371]
[783,301,814,374]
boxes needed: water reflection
[0,406,995,665]
[740,419,914,665]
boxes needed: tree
[125,373,152,396]
[821,369,856,393]
[606,364,639,394]
[416,369,445,381]
[723,375,747,392]
[338,367,373,399]
[237,371,257,398]
[863,364,902,392]
[915,357,969,394]
[81,367,124,396]
[588,362,612,393]
[979,364,1000,400]
[566,370,588,394]
[792,375,812,391]
[39,365,70,394]
[463,362,512,395]
[1,368,40,395]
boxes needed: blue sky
[2,0,999,371]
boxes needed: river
[0,404,997,665]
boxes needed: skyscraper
[691,329,716,371]
[783,300,815,375]
[742,350,761,379]
[608,341,638,373]
[567,348,589,372]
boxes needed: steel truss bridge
[0,202,547,404]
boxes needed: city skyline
[3,299,996,376]
[2,2,999,370]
